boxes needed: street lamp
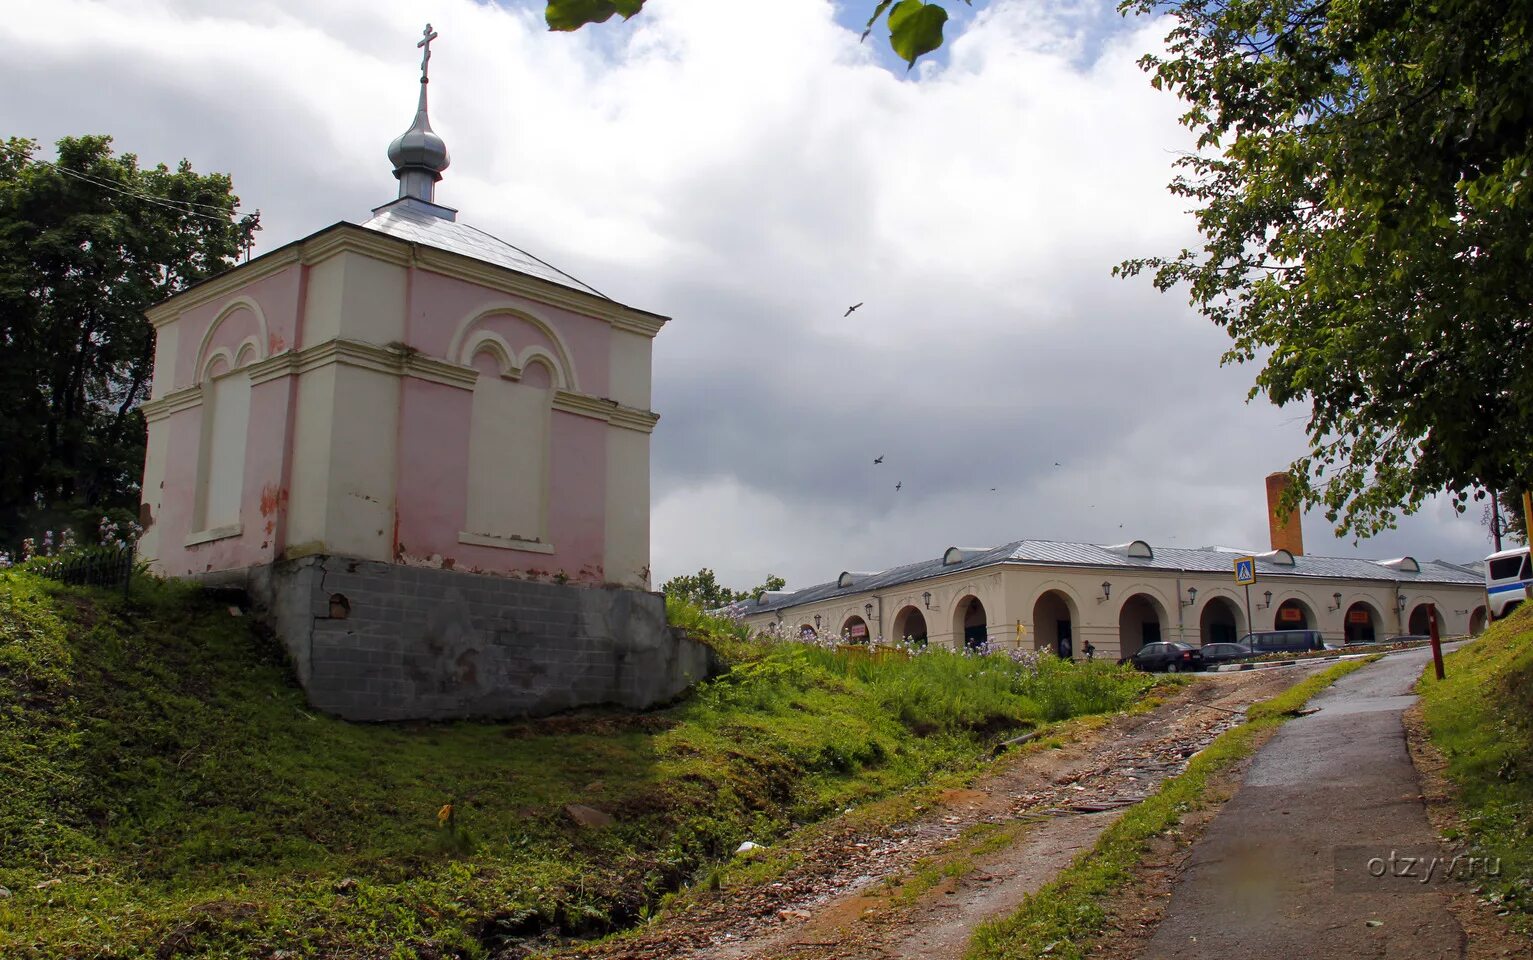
[1261,590,1273,609]
[1330,592,1343,611]
[1397,594,1408,612]
[864,602,874,620]
[813,614,821,630]
[1099,581,1112,602]
[922,591,932,609]
[1182,586,1198,607]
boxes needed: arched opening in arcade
[1198,596,1243,645]
[955,596,988,649]
[892,605,929,646]
[1469,606,1488,636]
[1118,593,1165,659]
[1031,590,1077,658]
[841,615,870,644]
[1343,602,1379,644]
[1408,603,1439,635]
[1274,598,1313,630]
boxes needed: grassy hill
[1418,607,1533,935]
[0,570,1155,959]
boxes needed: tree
[0,136,259,545]
[661,568,787,609]
[544,0,966,68]
[1112,0,1533,538]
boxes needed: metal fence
[32,544,135,597]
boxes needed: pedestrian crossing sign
[1233,556,1257,585]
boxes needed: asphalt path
[1140,646,1471,958]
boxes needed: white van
[1485,546,1531,619]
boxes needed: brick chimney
[1265,472,1304,555]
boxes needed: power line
[44,160,238,214]
[27,158,258,228]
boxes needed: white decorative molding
[449,302,580,391]
[299,228,414,269]
[461,333,572,392]
[141,385,205,422]
[147,248,302,327]
[193,297,270,383]
[458,531,556,554]
[552,390,659,434]
[417,246,666,339]
[232,337,660,432]
[185,523,242,547]
[147,225,668,339]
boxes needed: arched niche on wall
[459,336,566,550]
[191,303,267,537]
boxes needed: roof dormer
[943,546,989,566]
[1106,540,1154,559]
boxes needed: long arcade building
[740,477,1488,661]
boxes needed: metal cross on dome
[418,23,438,82]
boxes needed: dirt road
[544,666,1316,960]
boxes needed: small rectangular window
[1490,556,1523,580]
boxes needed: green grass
[1417,608,1533,934]
[0,571,1156,959]
[965,657,1376,960]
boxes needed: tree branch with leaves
[544,0,968,69]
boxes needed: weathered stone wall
[246,555,719,721]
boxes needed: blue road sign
[1234,556,1257,585]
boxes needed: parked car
[1238,630,1326,654]
[1129,641,1203,673]
[1199,642,1255,667]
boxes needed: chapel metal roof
[743,539,1485,616]
[362,202,610,300]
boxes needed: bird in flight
[873,455,884,464]
[990,487,997,492]
[1054,461,1061,467]
[845,302,863,317]
[895,481,902,491]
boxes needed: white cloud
[2,0,1496,590]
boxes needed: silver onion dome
[389,25,450,204]
[389,89,450,178]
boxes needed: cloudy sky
[3,0,1498,590]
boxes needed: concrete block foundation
[244,555,720,721]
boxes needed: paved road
[1141,647,1469,958]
